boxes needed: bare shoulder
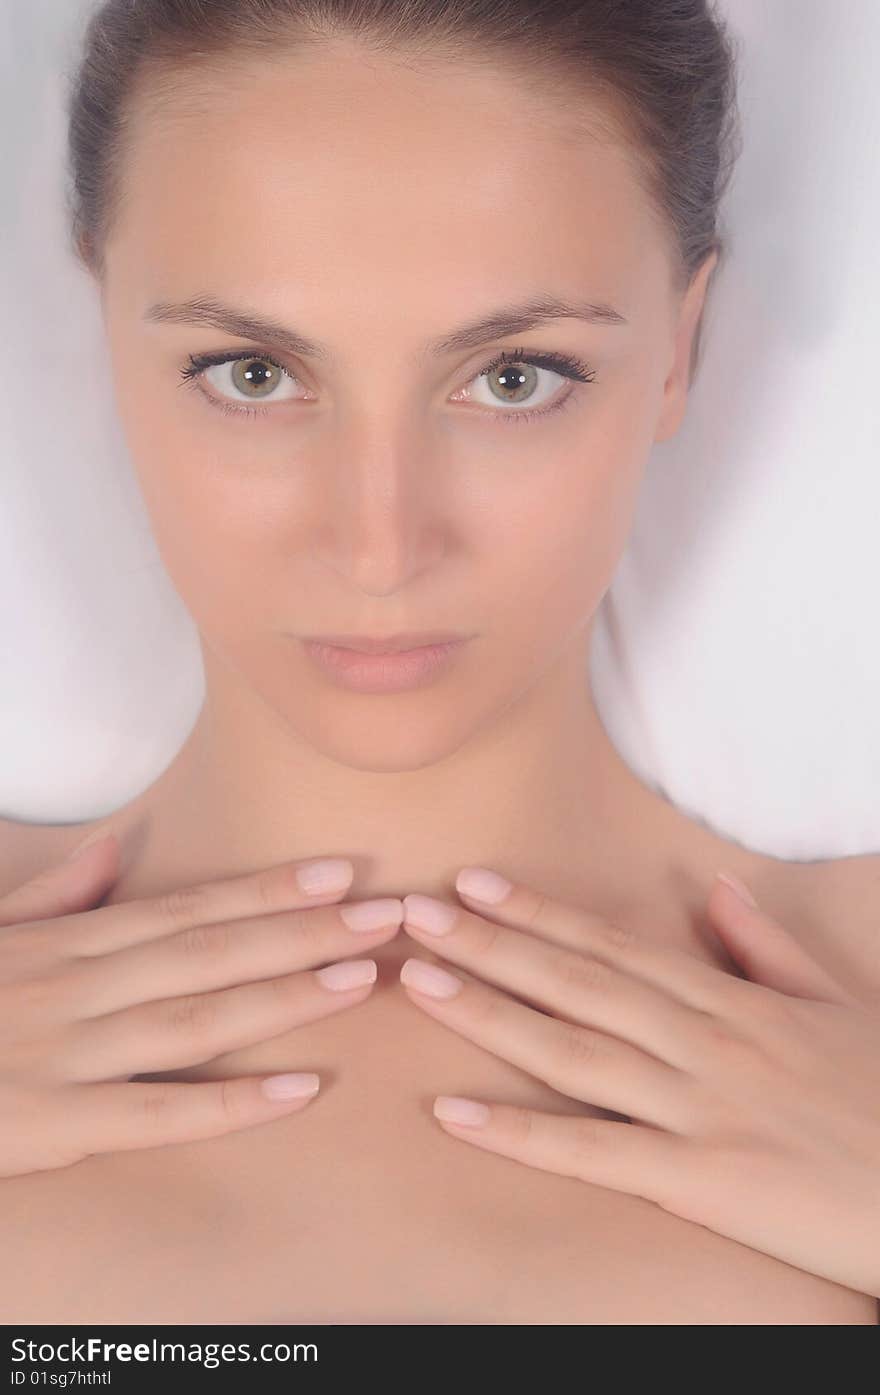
[805,849,880,933]
[782,850,880,1000]
[0,815,102,901]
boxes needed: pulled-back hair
[65,0,743,377]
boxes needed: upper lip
[304,631,468,654]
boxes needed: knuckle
[288,905,319,938]
[471,916,505,957]
[217,1075,241,1123]
[286,907,325,953]
[556,949,610,996]
[12,970,66,1021]
[556,1021,603,1071]
[139,1088,173,1126]
[153,882,210,927]
[266,972,297,1009]
[179,919,234,960]
[570,1113,608,1151]
[163,991,219,1042]
[0,922,64,975]
[467,986,504,1029]
[252,869,280,915]
[505,1104,536,1145]
[520,892,550,933]
[600,918,637,953]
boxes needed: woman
[0,0,877,1323]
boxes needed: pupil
[237,359,275,394]
[491,362,534,403]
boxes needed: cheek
[110,340,269,552]
[120,409,282,628]
[490,443,646,639]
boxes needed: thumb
[0,828,121,928]
[708,870,849,1004]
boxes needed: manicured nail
[434,1095,490,1126]
[340,898,404,931]
[716,870,758,909]
[295,858,354,895]
[261,1072,320,1100]
[400,958,463,998]
[315,959,377,991]
[403,894,457,935]
[455,867,512,903]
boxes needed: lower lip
[301,638,467,692]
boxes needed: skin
[94,36,721,920]
[7,33,871,1322]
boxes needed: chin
[272,680,505,775]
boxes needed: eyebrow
[143,292,629,360]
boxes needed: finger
[63,957,380,1082]
[400,958,689,1131]
[65,898,404,1017]
[709,873,852,1004]
[431,1096,690,1209]
[449,868,756,1018]
[12,1073,323,1174]
[402,896,707,1071]
[51,855,358,957]
[0,830,118,929]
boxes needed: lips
[301,636,468,693]
[304,632,467,654]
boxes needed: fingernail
[400,958,463,998]
[455,867,511,903]
[295,858,354,895]
[316,959,377,991]
[434,1095,490,1126]
[261,1072,320,1100]
[340,898,404,932]
[403,894,457,935]
[716,870,758,909]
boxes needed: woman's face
[100,38,714,772]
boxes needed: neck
[111,625,687,918]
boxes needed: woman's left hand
[398,869,880,1298]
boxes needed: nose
[310,422,450,595]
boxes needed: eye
[177,344,597,424]
[459,346,597,426]
[178,351,305,418]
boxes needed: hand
[0,832,403,1177]
[397,868,880,1298]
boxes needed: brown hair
[64,0,743,376]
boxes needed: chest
[0,983,874,1324]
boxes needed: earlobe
[653,337,692,443]
[654,249,720,443]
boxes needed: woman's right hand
[0,831,403,1178]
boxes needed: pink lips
[301,637,468,693]
[304,631,466,654]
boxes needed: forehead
[110,40,670,334]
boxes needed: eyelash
[177,344,597,426]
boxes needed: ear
[654,247,720,443]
